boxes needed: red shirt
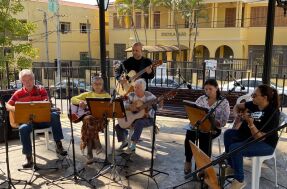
[8,86,48,106]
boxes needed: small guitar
[116,60,163,96]
[117,90,177,129]
[69,104,90,123]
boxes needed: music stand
[189,141,220,189]
[125,105,169,189]
[15,101,58,184]
[0,96,27,189]
[86,97,126,186]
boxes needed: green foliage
[0,0,38,71]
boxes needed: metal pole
[43,12,49,63]
[99,0,108,90]
[262,0,276,85]
[56,0,61,82]
[87,19,92,66]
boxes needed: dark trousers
[185,128,221,162]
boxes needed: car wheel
[279,94,287,107]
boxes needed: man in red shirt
[6,69,67,168]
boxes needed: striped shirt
[8,86,48,106]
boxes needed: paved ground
[0,114,287,189]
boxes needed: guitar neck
[129,68,148,82]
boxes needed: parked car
[222,78,287,106]
[9,80,43,89]
[149,77,201,89]
[49,80,91,99]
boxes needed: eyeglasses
[251,93,261,98]
[93,82,102,86]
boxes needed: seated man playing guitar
[115,79,158,154]
[115,42,155,96]
[5,69,67,168]
[71,76,110,164]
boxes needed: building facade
[17,0,105,63]
[108,0,287,68]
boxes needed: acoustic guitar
[117,90,176,129]
[116,60,163,96]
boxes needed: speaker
[0,89,19,143]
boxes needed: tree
[115,0,140,42]
[0,0,38,74]
[178,0,206,61]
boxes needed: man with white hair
[6,69,67,168]
[115,78,157,153]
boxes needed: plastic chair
[30,127,53,150]
[251,112,286,189]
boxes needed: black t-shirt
[116,57,155,89]
[237,101,279,148]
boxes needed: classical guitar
[116,60,163,96]
[69,104,90,123]
[117,90,177,129]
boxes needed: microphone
[110,89,116,103]
[178,72,192,89]
[229,74,245,90]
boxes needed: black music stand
[15,101,58,185]
[47,76,95,188]
[125,105,169,189]
[0,96,27,189]
[86,97,127,186]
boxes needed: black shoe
[22,155,33,168]
[55,141,67,156]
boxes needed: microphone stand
[0,95,27,189]
[126,104,169,189]
[47,68,95,188]
[89,89,126,187]
[173,86,237,188]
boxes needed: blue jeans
[19,112,64,156]
[224,129,275,182]
[116,118,154,142]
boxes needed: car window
[254,80,262,87]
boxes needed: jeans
[224,129,275,182]
[115,118,154,142]
[19,112,64,156]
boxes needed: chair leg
[252,157,262,189]
[44,131,49,150]
[274,154,278,187]
[217,137,221,154]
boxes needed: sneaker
[22,155,33,168]
[117,141,128,151]
[86,154,94,165]
[55,141,68,156]
[125,145,136,154]
[184,162,191,175]
[225,166,235,177]
[229,179,246,189]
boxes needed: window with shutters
[250,7,267,27]
[135,12,141,28]
[154,11,160,28]
[225,8,236,27]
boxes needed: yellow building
[17,0,104,63]
[107,0,287,67]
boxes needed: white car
[149,77,200,89]
[221,78,287,106]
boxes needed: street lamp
[277,0,287,16]
[97,0,109,10]
[97,0,110,90]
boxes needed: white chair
[251,112,286,189]
[30,127,53,150]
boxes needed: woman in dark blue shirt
[224,84,280,189]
